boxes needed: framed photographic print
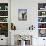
[18,9,27,21]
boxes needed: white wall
[11,0,46,30]
[11,0,46,46]
[11,0,38,30]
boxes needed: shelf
[38,3,46,37]
[0,3,8,37]
[0,16,8,17]
[38,15,46,17]
[0,22,8,23]
[0,10,8,11]
[38,10,46,11]
[38,28,46,29]
[38,22,46,23]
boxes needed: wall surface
[11,0,46,30]
[11,0,46,46]
[11,0,38,30]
